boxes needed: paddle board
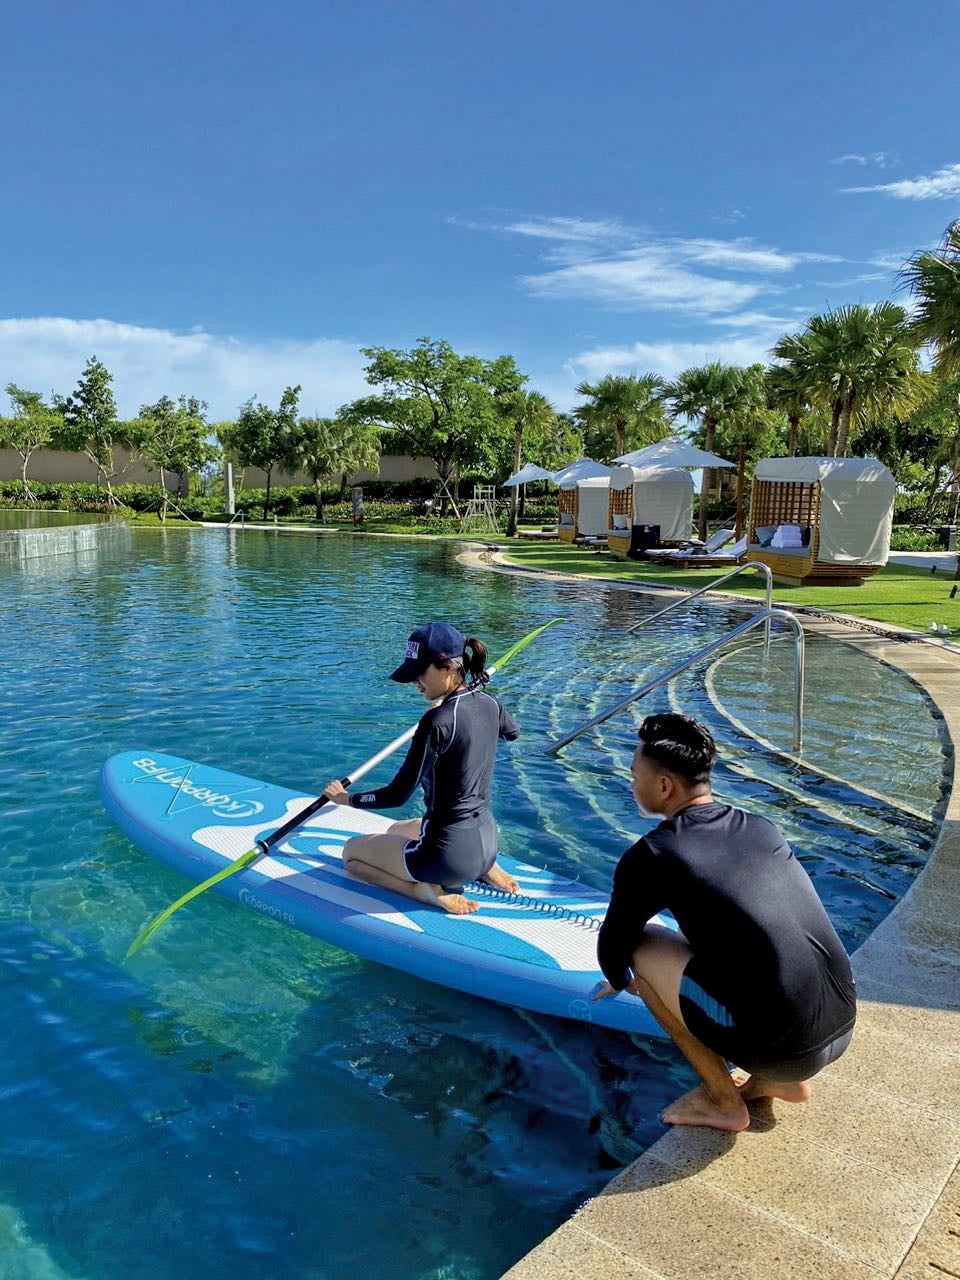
[101,749,664,1036]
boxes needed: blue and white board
[101,750,663,1036]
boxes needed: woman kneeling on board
[324,622,520,915]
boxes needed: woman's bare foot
[411,882,479,915]
[481,862,519,894]
[661,1084,750,1132]
[738,1077,813,1104]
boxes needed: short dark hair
[638,714,715,785]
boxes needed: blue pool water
[0,510,114,528]
[0,531,947,1279]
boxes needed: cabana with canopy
[747,456,895,585]
[607,466,695,558]
[554,458,612,542]
[573,475,611,542]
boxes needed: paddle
[125,617,562,958]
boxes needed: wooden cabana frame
[606,466,694,558]
[557,485,578,543]
[747,457,894,586]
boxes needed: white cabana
[607,466,694,556]
[749,456,895,584]
[575,475,611,538]
[615,438,735,470]
[502,462,555,487]
[555,459,612,541]
[552,457,612,485]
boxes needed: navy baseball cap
[389,622,466,683]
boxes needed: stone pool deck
[473,553,960,1280]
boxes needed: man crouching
[594,713,856,1132]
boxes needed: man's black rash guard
[349,688,519,823]
[598,803,856,1059]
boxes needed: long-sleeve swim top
[597,802,856,1058]
[349,688,519,824]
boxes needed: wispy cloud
[832,151,893,168]
[842,161,960,199]
[461,215,840,316]
[564,334,778,385]
[0,317,369,421]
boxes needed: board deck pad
[101,750,663,1036]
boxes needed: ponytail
[463,637,488,683]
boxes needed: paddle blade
[488,617,563,675]
[125,844,262,959]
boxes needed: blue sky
[2,0,958,419]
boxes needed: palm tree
[498,390,556,536]
[663,363,746,540]
[573,374,668,459]
[285,415,380,521]
[801,303,921,456]
[768,335,816,455]
[902,220,960,377]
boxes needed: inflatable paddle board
[101,750,664,1036]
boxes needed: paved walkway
[477,555,960,1280]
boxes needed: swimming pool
[0,531,947,1279]
[0,510,115,528]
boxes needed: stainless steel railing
[545,605,805,756]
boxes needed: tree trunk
[519,483,526,519]
[338,472,348,501]
[827,400,842,457]
[20,452,35,503]
[263,469,272,521]
[506,426,522,537]
[315,479,324,522]
[615,417,625,458]
[788,412,800,456]
[835,393,855,457]
[158,467,168,522]
[698,417,716,541]
[436,462,462,519]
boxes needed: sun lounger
[646,535,749,569]
[517,526,560,541]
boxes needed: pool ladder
[546,560,806,757]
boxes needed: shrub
[889,525,942,551]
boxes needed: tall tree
[800,303,921,456]
[663,363,746,540]
[497,390,556,536]
[767,336,816,455]
[0,384,62,501]
[56,356,125,503]
[233,386,301,520]
[284,414,380,521]
[138,395,218,521]
[902,220,960,377]
[344,338,525,518]
[573,373,668,459]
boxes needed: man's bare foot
[481,862,519,894]
[661,1084,750,1132]
[739,1077,813,1105]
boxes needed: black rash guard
[349,687,519,824]
[598,802,856,1062]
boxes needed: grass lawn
[492,541,960,636]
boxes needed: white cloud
[563,333,778,386]
[842,161,960,199]
[0,317,370,420]
[460,215,839,316]
[832,152,892,168]
[521,247,763,314]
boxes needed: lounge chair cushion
[755,525,777,547]
[612,514,629,530]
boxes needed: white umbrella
[502,462,556,487]
[551,457,612,485]
[615,438,735,469]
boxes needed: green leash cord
[125,617,562,958]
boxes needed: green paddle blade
[489,617,563,673]
[125,844,261,959]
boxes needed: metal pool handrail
[625,560,774,634]
[545,606,805,756]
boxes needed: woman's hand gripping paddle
[125,618,562,958]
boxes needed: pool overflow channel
[546,562,807,759]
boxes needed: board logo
[130,757,265,819]
[238,887,295,925]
